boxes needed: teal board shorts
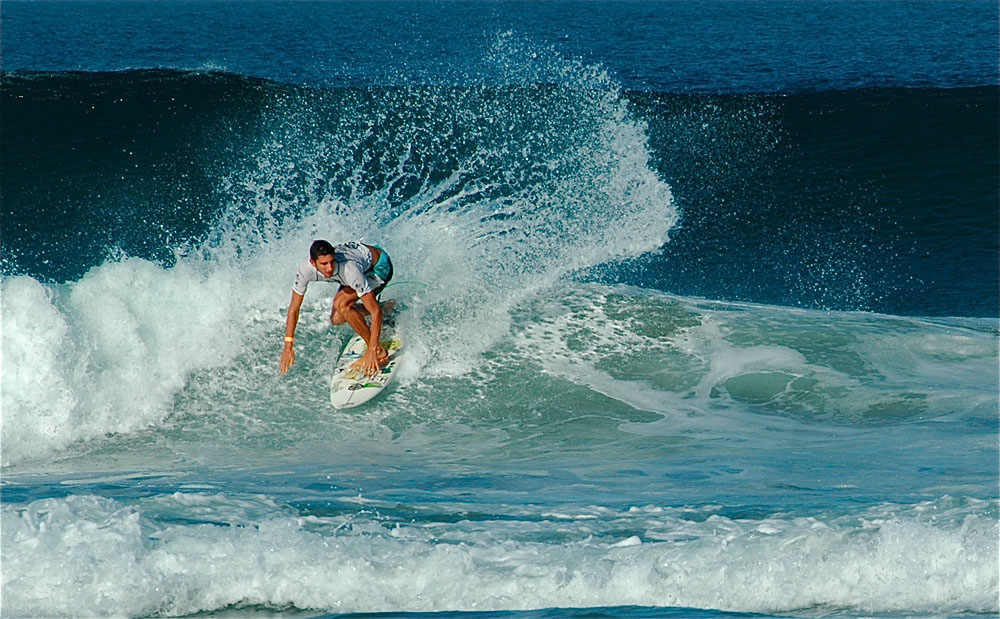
[369,246,393,298]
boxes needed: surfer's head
[309,240,336,278]
[309,240,335,261]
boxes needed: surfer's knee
[331,309,346,325]
[332,291,354,317]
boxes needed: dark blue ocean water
[5,0,998,92]
[2,2,998,618]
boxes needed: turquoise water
[2,2,998,618]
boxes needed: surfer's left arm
[279,290,305,374]
[355,292,385,377]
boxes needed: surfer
[279,240,394,377]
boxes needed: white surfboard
[329,323,402,409]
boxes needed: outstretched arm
[279,291,305,374]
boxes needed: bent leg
[332,293,395,325]
[331,300,378,325]
[333,287,372,344]
[330,287,351,325]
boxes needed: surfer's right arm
[279,290,305,374]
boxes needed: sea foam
[2,493,995,617]
[1,260,249,466]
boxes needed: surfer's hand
[279,345,295,374]
[352,346,386,377]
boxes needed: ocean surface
[2,1,998,618]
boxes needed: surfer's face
[311,254,335,278]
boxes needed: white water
[3,492,995,618]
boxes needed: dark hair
[310,240,335,261]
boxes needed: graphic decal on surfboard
[330,322,402,409]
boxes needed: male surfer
[279,240,394,377]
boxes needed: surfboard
[329,322,402,409]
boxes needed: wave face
[629,86,999,317]
[1,6,998,618]
[3,71,997,316]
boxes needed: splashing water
[1,37,674,465]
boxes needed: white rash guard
[292,242,378,297]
